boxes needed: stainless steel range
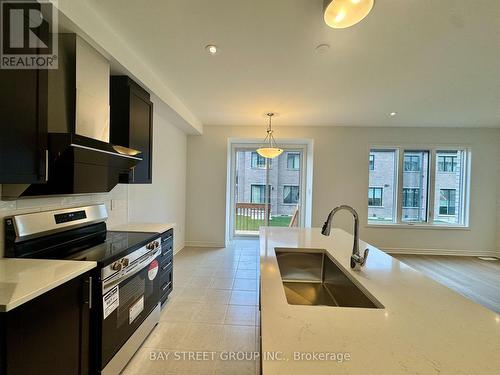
[4,204,169,374]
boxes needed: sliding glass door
[231,144,306,236]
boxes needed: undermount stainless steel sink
[275,248,383,309]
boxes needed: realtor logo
[1,0,58,69]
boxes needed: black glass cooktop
[66,231,159,265]
[8,220,160,265]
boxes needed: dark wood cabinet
[110,76,153,184]
[0,68,48,183]
[159,229,174,305]
[0,33,76,185]
[0,272,92,375]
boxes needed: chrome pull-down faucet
[321,205,369,270]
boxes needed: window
[367,147,469,226]
[250,185,266,203]
[434,150,465,224]
[283,185,299,204]
[368,187,383,207]
[439,189,456,215]
[367,150,397,223]
[438,154,458,172]
[287,153,300,170]
[402,151,429,222]
[402,188,420,208]
[251,152,266,169]
[369,154,375,171]
[404,154,421,171]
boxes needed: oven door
[100,257,160,369]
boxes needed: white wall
[53,0,202,134]
[186,126,500,256]
[127,97,187,253]
[497,160,500,254]
[0,184,129,257]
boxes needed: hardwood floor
[394,254,500,314]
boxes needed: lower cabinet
[0,272,92,375]
[159,229,174,305]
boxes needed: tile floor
[123,239,261,375]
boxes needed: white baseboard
[173,242,185,255]
[383,247,499,257]
[184,241,226,248]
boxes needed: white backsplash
[0,184,129,257]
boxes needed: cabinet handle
[45,149,49,182]
[162,281,172,292]
[85,276,92,309]
[161,262,172,271]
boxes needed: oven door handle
[103,252,159,293]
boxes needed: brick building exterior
[235,150,301,217]
[368,150,463,224]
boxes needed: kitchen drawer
[161,229,173,243]
[160,265,172,285]
[161,238,173,255]
[160,292,169,306]
[161,231,173,246]
[159,247,173,266]
[159,256,173,272]
[160,267,173,302]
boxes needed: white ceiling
[88,0,500,127]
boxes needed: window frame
[403,154,421,172]
[286,152,300,170]
[367,145,471,229]
[402,187,421,208]
[368,187,383,207]
[250,152,267,169]
[437,155,458,172]
[439,188,457,216]
[250,184,266,204]
[283,185,300,204]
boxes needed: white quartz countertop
[0,258,96,312]
[260,227,500,375]
[110,222,175,234]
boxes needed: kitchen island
[259,227,500,374]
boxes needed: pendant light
[323,0,374,29]
[256,113,283,159]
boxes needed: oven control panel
[101,237,161,293]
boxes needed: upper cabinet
[0,68,48,184]
[110,76,153,184]
[0,34,111,186]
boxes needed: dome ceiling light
[323,0,374,29]
[256,113,283,159]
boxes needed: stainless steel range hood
[2,34,141,199]
[5,134,141,198]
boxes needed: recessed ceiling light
[205,45,219,55]
[390,112,397,117]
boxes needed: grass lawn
[235,215,291,231]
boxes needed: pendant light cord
[265,113,277,148]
